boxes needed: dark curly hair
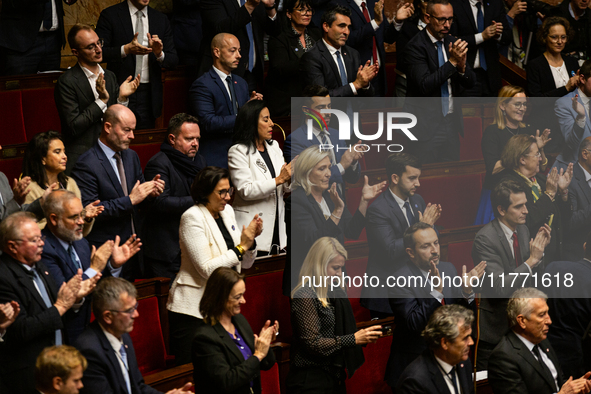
[537,16,575,47]
[22,131,69,189]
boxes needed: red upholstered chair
[0,91,27,144]
[345,257,371,322]
[162,78,190,127]
[446,241,475,275]
[460,116,484,161]
[260,363,281,394]
[130,143,162,171]
[22,88,62,140]
[0,158,24,183]
[346,335,393,393]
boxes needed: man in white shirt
[55,24,140,174]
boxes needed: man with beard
[40,190,141,342]
[385,222,485,390]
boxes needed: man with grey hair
[75,277,192,394]
[396,304,475,393]
[0,212,96,394]
[489,288,591,394]
[41,190,141,342]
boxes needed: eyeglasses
[548,35,567,43]
[525,151,542,158]
[110,302,139,315]
[511,102,528,109]
[427,14,454,24]
[65,210,87,222]
[80,39,104,52]
[13,235,46,244]
[294,7,314,15]
[218,187,234,198]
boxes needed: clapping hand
[418,203,442,226]
[111,235,142,268]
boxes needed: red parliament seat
[346,335,393,393]
[460,116,484,161]
[260,363,281,394]
[0,91,27,145]
[0,158,24,184]
[21,88,62,140]
[446,241,475,275]
[130,143,162,171]
[345,257,371,323]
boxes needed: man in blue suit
[360,152,441,318]
[190,33,260,168]
[284,85,361,193]
[71,105,164,280]
[41,190,141,342]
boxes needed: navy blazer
[190,67,250,168]
[527,54,579,98]
[283,125,361,186]
[76,321,160,394]
[385,260,470,387]
[396,17,422,76]
[171,0,203,58]
[71,142,145,249]
[396,349,474,394]
[299,39,375,97]
[564,163,591,261]
[95,1,178,118]
[360,190,426,314]
[0,254,64,394]
[449,0,511,92]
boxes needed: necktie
[512,232,523,267]
[68,244,82,270]
[448,367,460,394]
[114,152,136,234]
[335,51,348,86]
[435,41,450,116]
[31,267,63,345]
[318,132,336,165]
[226,75,238,115]
[532,345,558,391]
[476,2,488,70]
[239,0,255,72]
[43,0,53,30]
[361,2,378,65]
[134,10,145,79]
[119,344,132,394]
[403,201,417,226]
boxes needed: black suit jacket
[450,0,511,92]
[396,349,474,394]
[360,191,426,314]
[54,63,120,171]
[526,54,579,97]
[396,17,422,76]
[0,254,64,394]
[565,163,591,261]
[489,331,565,394]
[299,39,375,97]
[191,314,276,394]
[95,1,178,118]
[76,321,160,394]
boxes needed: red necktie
[361,2,378,66]
[512,233,523,267]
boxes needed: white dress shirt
[39,0,58,32]
[80,64,129,112]
[322,39,360,95]
[435,355,461,394]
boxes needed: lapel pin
[45,271,49,275]
[460,364,464,368]
[232,225,236,231]
[295,48,299,51]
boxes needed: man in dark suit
[564,137,591,261]
[71,105,165,280]
[0,212,91,394]
[172,0,203,66]
[0,0,77,76]
[75,277,192,394]
[143,113,206,281]
[404,0,476,164]
[41,190,140,342]
[472,179,551,370]
[199,0,280,90]
[190,33,258,168]
[396,304,475,394]
[283,85,361,191]
[449,0,510,96]
[299,5,378,97]
[360,152,441,318]
[0,170,44,221]
[95,0,178,130]
[489,287,591,394]
[55,24,140,174]
[385,222,484,389]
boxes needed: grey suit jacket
[565,163,591,261]
[54,63,120,172]
[472,218,532,345]
[0,172,43,221]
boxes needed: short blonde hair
[494,85,527,130]
[292,145,331,195]
[291,237,348,307]
[36,345,87,392]
[500,134,536,170]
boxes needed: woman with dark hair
[287,237,382,393]
[527,16,579,98]
[167,166,263,365]
[22,131,103,233]
[265,0,321,116]
[192,267,278,394]
[229,101,291,256]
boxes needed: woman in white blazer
[167,166,262,365]
[228,100,292,256]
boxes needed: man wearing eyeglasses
[40,190,142,342]
[0,211,97,394]
[75,277,193,394]
[55,24,140,175]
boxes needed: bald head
[100,105,136,152]
[211,33,241,74]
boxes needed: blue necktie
[119,343,132,394]
[335,51,348,86]
[476,2,488,71]
[43,0,53,30]
[68,244,82,271]
[403,201,417,226]
[226,75,238,115]
[31,267,62,345]
[435,41,449,116]
[239,0,256,72]
[449,367,460,394]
